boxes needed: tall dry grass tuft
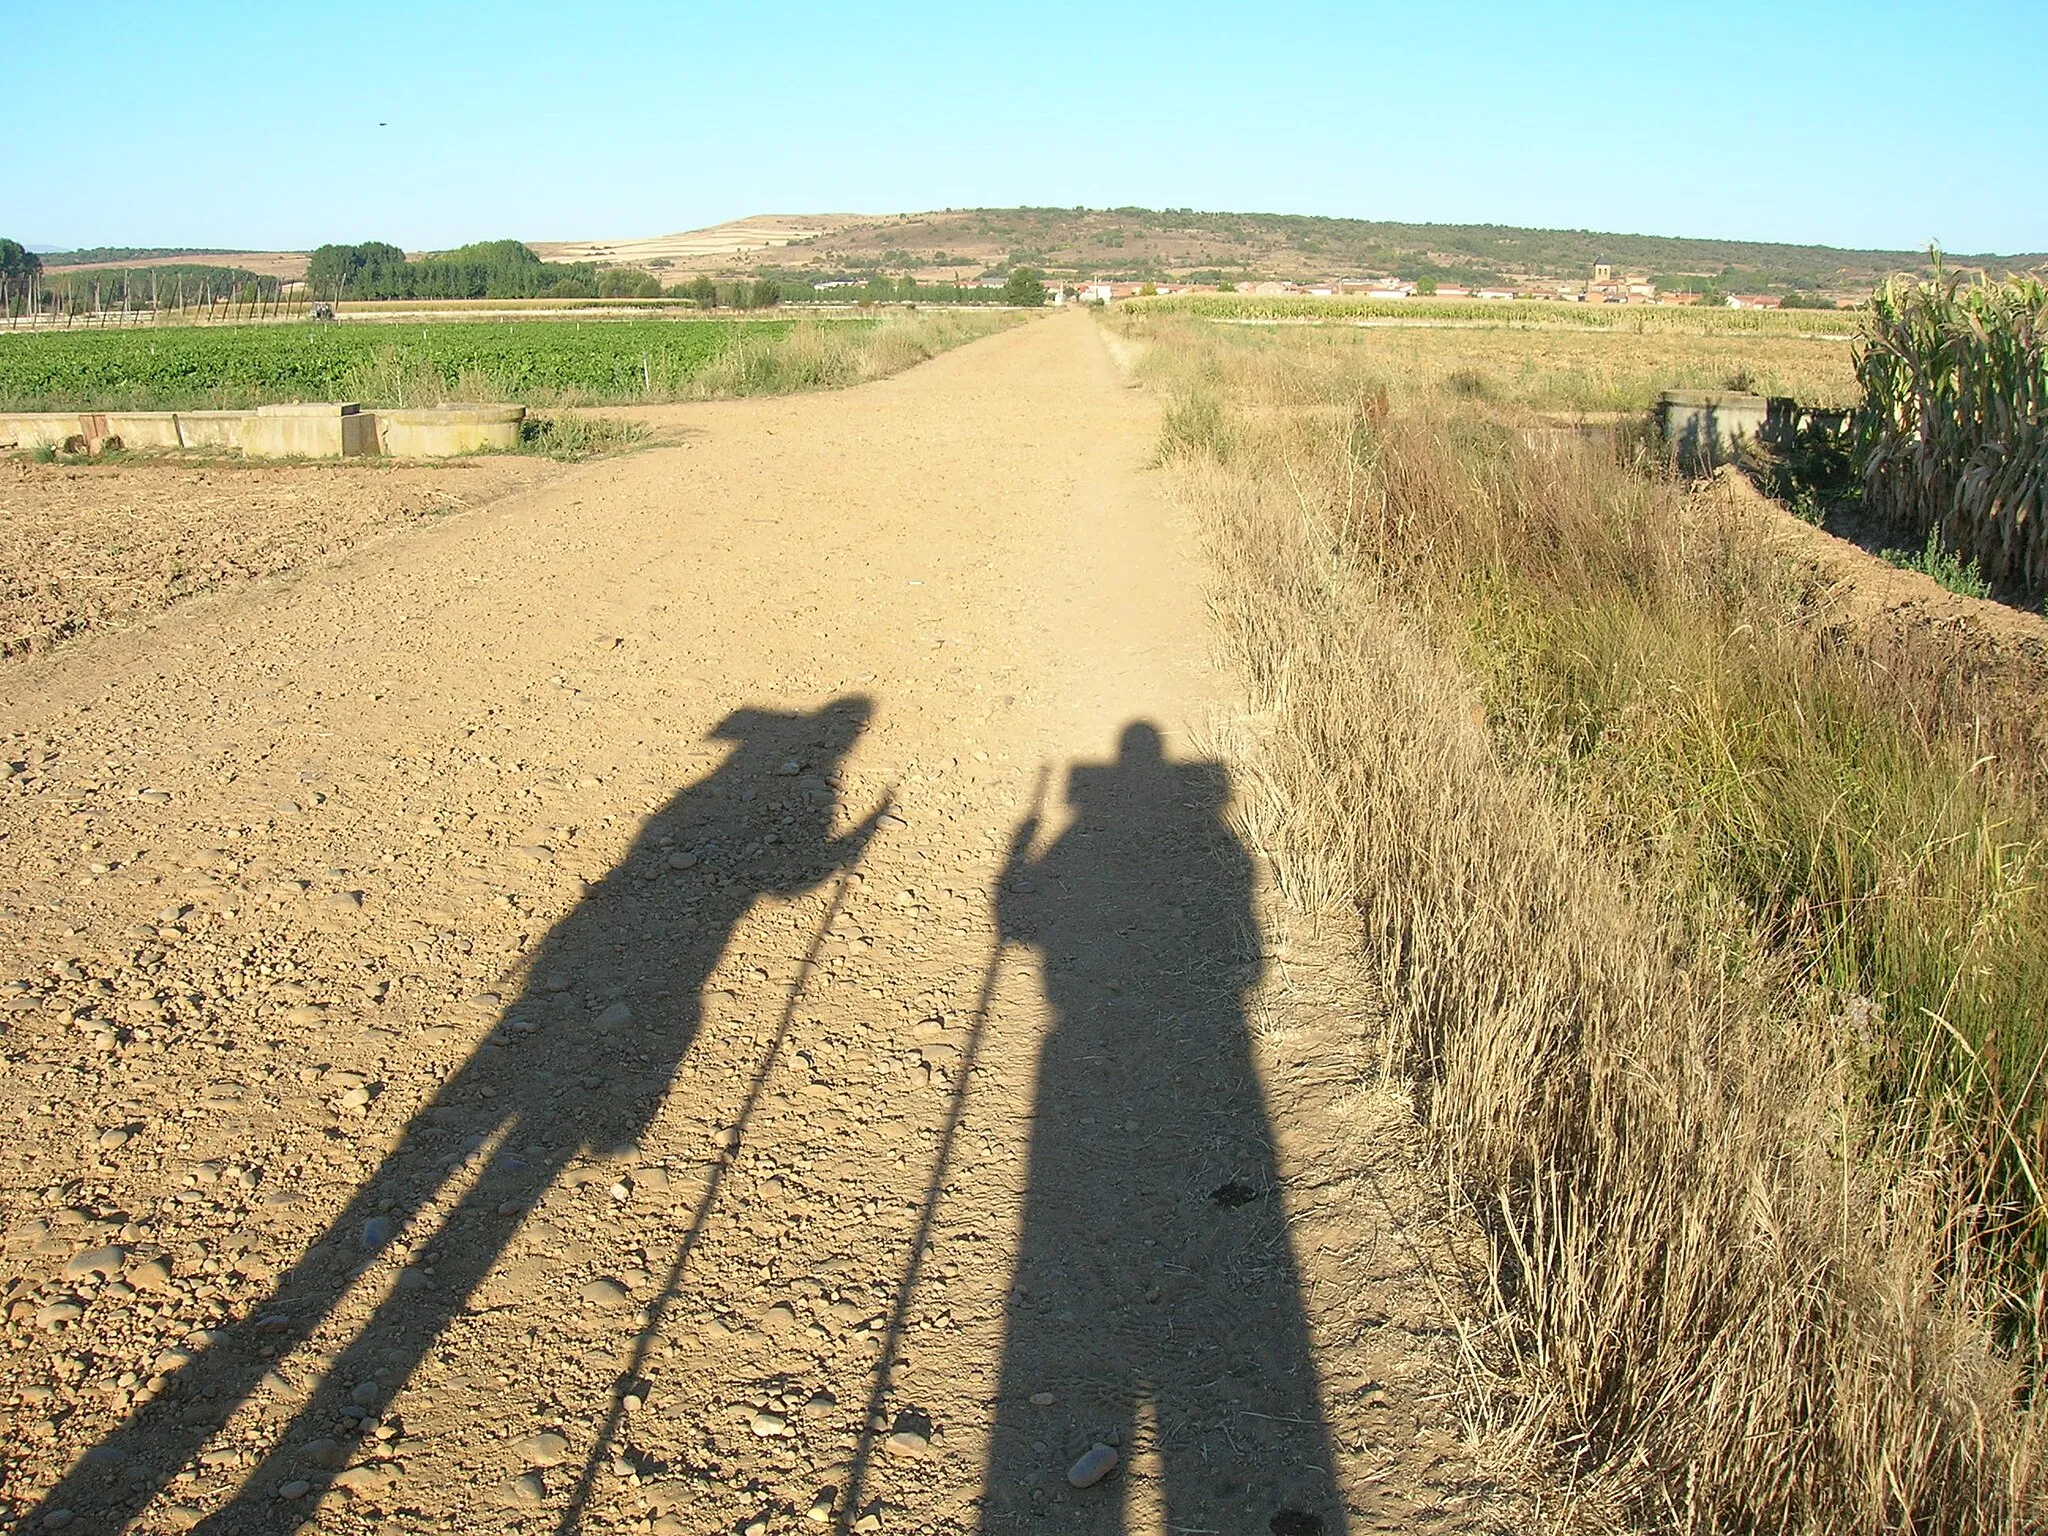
[1128,309,2048,1532]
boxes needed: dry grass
[682,311,1022,398]
[1119,308,2048,1532]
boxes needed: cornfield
[1858,266,2048,603]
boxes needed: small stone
[1068,1443,1118,1488]
[349,1380,383,1408]
[341,1085,372,1110]
[97,1127,133,1151]
[64,1245,127,1280]
[750,1410,788,1438]
[164,1507,204,1531]
[130,1257,173,1290]
[855,1514,882,1533]
[807,1492,836,1524]
[1029,1391,1055,1407]
[712,1126,741,1150]
[501,1471,545,1506]
[277,1479,312,1500]
[580,1277,629,1309]
[361,1216,393,1250]
[666,851,699,870]
[332,1465,399,1493]
[42,1512,76,1531]
[762,1302,797,1334]
[594,1001,632,1030]
[514,1430,570,1467]
[883,1429,929,1458]
[298,1438,345,1469]
[35,1300,84,1330]
[286,1005,328,1028]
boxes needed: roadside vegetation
[1114,306,2047,1532]
[0,311,1021,412]
[1858,267,2046,607]
[515,414,649,460]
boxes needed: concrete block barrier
[0,402,524,459]
[377,405,525,457]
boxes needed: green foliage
[517,413,649,459]
[1879,528,1995,598]
[0,239,42,283]
[1001,267,1046,306]
[34,246,237,267]
[32,265,284,311]
[305,240,601,301]
[1780,291,1837,310]
[595,268,663,299]
[1858,262,2048,604]
[0,319,797,409]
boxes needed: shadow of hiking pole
[834,768,1045,1534]
[554,869,862,1536]
[21,697,882,1536]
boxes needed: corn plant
[1858,263,2048,603]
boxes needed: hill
[542,208,2046,298]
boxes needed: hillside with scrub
[707,206,2045,300]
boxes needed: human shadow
[978,723,1347,1535]
[29,695,885,1535]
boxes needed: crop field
[0,318,811,410]
[1133,290,1864,336]
[1176,310,1861,412]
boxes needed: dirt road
[0,312,1503,1536]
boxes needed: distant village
[1032,261,1798,308]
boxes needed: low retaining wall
[378,405,524,457]
[0,403,523,459]
[1659,390,1770,472]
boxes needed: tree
[684,274,718,307]
[597,267,663,299]
[0,239,42,284]
[305,241,406,298]
[1002,267,1046,306]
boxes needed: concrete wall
[0,403,524,459]
[378,406,524,457]
[1659,390,1771,472]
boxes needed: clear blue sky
[10,0,2042,256]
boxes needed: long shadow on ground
[27,696,885,1535]
[839,724,1347,1536]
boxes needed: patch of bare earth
[0,456,554,660]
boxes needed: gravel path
[0,312,1510,1536]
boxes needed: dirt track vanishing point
[0,313,1508,1536]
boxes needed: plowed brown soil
[0,312,1514,1536]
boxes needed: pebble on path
[1068,1443,1119,1488]
[514,1430,570,1467]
